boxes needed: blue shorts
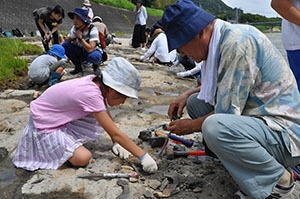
[287,50,300,91]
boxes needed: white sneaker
[233,182,299,199]
[233,190,250,199]
[280,181,300,199]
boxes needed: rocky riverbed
[0,37,250,199]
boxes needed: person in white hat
[82,0,94,20]
[92,16,109,48]
[13,57,158,174]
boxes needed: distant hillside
[193,0,234,17]
[192,0,280,22]
[95,0,279,23]
[0,0,279,37]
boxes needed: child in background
[13,57,158,173]
[106,33,122,46]
[28,44,67,88]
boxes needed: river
[265,32,287,61]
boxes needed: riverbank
[0,33,288,199]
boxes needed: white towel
[197,19,228,106]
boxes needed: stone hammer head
[167,151,189,160]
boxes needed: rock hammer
[157,130,194,156]
[167,150,206,160]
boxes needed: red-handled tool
[167,150,206,160]
[174,150,206,156]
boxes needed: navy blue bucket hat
[162,0,215,51]
[68,7,90,23]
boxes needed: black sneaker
[70,69,83,75]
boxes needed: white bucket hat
[102,57,141,99]
[83,0,91,7]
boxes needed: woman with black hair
[34,5,65,52]
[131,0,147,49]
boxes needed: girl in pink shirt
[13,57,157,173]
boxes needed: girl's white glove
[112,143,131,159]
[139,153,158,173]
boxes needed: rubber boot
[93,64,101,76]
[48,71,61,86]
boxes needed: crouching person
[13,57,158,173]
[62,7,102,76]
[28,44,67,87]
[163,0,300,198]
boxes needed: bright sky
[222,0,280,18]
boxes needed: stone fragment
[116,179,132,199]
[147,179,161,190]
[138,130,152,141]
[143,189,154,198]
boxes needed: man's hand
[168,88,200,121]
[168,95,188,121]
[166,118,195,135]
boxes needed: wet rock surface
[0,38,239,199]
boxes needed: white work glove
[139,153,158,173]
[176,71,192,77]
[112,143,132,159]
[139,55,145,61]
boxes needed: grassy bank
[94,0,164,17]
[0,38,42,91]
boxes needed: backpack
[12,28,24,37]
[88,24,107,49]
